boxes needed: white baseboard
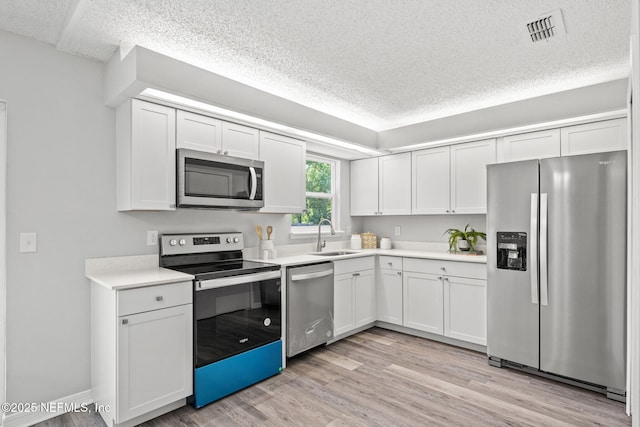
[2,389,92,427]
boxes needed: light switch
[20,232,37,253]
[147,230,159,246]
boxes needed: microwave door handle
[249,167,257,200]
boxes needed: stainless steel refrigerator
[487,150,627,401]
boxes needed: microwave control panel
[496,232,527,271]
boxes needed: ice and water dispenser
[496,232,527,271]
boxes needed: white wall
[359,214,486,245]
[0,31,353,407]
[1,100,7,425]
[630,1,640,425]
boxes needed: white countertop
[85,254,194,290]
[247,248,487,267]
[86,245,485,289]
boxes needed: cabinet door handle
[122,319,128,325]
[444,277,449,281]
[452,210,456,213]
[388,262,393,266]
[156,296,164,302]
[224,151,229,155]
[446,209,450,213]
[397,271,402,276]
[437,276,443,280]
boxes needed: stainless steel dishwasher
[286,262,334,357]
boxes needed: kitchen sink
[309,250,360,257]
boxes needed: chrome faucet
[316,218,336,252]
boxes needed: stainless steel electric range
[159,232,283,408]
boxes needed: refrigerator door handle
[530,193,539,304]
[540,193,549,306]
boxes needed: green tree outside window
[292,158,335,227]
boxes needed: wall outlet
[346,225,352,235]
[394,225,401,237]
[20,232,37,253]
[147,230,158,246]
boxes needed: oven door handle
[196,270,280,290]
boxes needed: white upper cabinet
[117,99,176,211]
[498,129,561,162]
[259,131,306,213]
[561,118,627,156]
[412,146,450,214]
[176,110,223,153]
[450,139,496,214]
[411,139,496,215]
[177,110,259,159]
[222,122,260,159]
[351,153,411,216]
[350,157,379,216]
[378,153,412,215]
[498,118,627,164]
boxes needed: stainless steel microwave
[177,148,264,209]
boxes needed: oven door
[177,148,264,209]
[194,270,281,368]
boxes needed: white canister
[350,234,362,249]
[259,240,274,259]
[380,237,392,250]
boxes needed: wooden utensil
[255,225,263,240]
[267,225,273,240]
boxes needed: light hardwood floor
[36,328,630,426]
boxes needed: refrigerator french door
[487,150,627,400]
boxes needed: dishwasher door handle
[290,269,333,282]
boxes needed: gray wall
[360,214,486,245]
[0,32,351,404]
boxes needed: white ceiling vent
[525,9,566,43]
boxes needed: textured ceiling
[0,0,631,131]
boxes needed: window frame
[290,154,340,237]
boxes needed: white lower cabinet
[333,257,376,337]
[377,256,403,325]
[401,258,486,346]
[91,281,193,427]
[403,271,443,334]
[443,275,487,345]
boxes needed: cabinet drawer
[403,258,486,279]
[333,256,375,275]
[118,281,192,316]
[378,256,402,271]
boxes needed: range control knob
[233,237,239,243]
[226,237,233,243]
[169,239,177,246]
[179,239,186,246]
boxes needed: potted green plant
[444,224,486,254]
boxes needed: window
[291,155,337,233]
